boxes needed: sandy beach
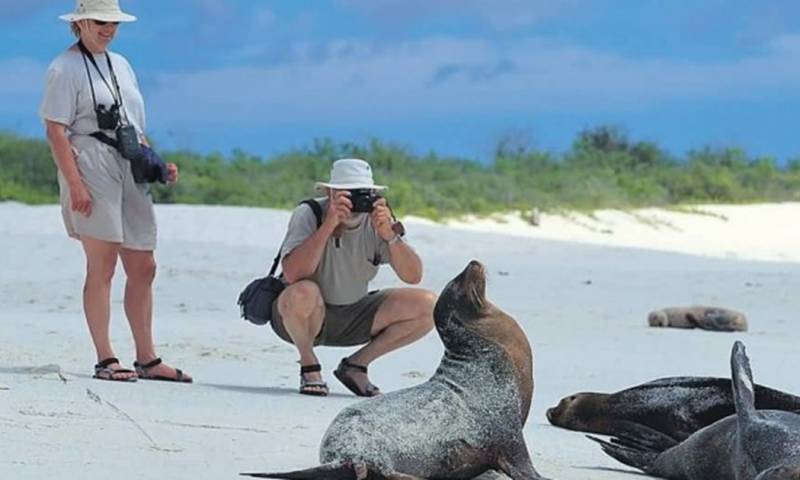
[1,201,799,479]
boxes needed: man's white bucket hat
[315,158,387,191]
[59,0,137,23]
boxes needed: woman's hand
[166,163,178,184]
[69,179,92,217]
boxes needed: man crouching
[272,158,436,397]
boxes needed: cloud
[143,33,800,131]
[430,59,516,86]
[336,0,584,30]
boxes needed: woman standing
[39,0,191,383]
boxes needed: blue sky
[2,0,799,162]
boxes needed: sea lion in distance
[547,376,800,442]
[243,260,550,479]
[648,306,747,332]
[590,341,800,480]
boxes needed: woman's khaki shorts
[270,290,390,347]
[58,137,157,251]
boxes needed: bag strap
[301,198,323,229]
[89,131,119,150]
[268,198,323,277]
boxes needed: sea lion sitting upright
[547,376,800,441]
[243,260,550,480]
[648,306,748,332]
[590,341,800,480]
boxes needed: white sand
[1,201,799,479]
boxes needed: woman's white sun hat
[59,0,137,23]
[315,158,387,191]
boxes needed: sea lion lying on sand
[590,341,800,480]
[547,376,800,441]
[243,260,550,479]
[648,306,747,332]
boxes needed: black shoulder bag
[237,199,323,326]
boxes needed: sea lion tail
[240,462,354,479]
[587,435,659,473]
[730,340,756,420]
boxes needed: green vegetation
[2,127,799,219]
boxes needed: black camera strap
[77,40,128,126]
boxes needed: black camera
[349,188,380,213]
[96,103,121,130]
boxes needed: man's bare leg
[345,288,436,391]
[277,280,327,393]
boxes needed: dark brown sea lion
[242,260,550,479]
[648,306,748,332]
[547,376,800,442]
[591,341,800,480]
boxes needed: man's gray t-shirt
[281,198,390,306]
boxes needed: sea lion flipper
[240,461,354,479]
[609,421,679,452]
[496,440,551,480]
[586,435,658,473]
[731,340,756,421]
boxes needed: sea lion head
[648,310,669,327]
[434,260,535,421]
[546,392,609,432]
[434,260,488,336]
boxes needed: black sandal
[133,357,192,383]
[333,357,381,397]
[299,364,329,396]
[93,357,137,382]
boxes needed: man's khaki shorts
[58,137,157,251]
[270,290,390,347]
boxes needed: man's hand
[371,197,395,241]
[166,163,179,184]
[324,190,353,229]
[69,178,92,217]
